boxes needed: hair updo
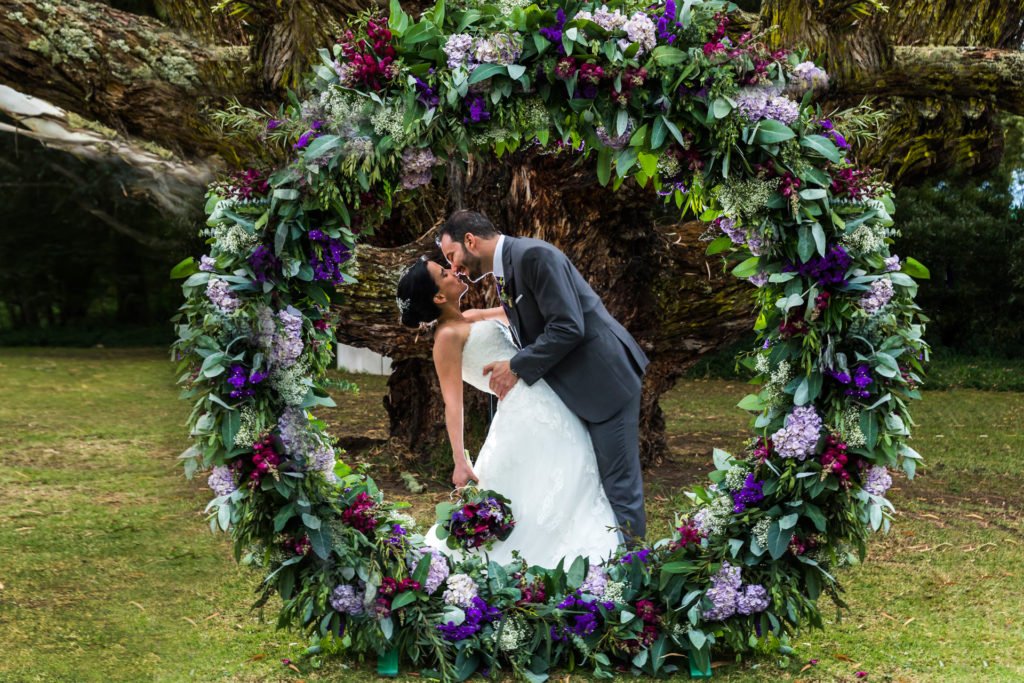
[396,259,441,328]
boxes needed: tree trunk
[333,151,753,466]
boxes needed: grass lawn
[0,348,1021,682]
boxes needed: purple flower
[226,364,260,399]
[206,278,240,314]
[552,592,613,640]
[400,147,436,190]
[437,596,500,641]
[701,562,742,621]
[580,565,608,596]
[418,547,450,594]
[414,77,439,108]
[539,8,566,43]
[884,255,901,272]
[863,465,892,496]
[772,406,822,460]
[786,245,853,286]
[293,130,317,150]
[732,473,765,513]
[861,277,895,315]
[620,548,650,564]
[208,465,237,497]
[736,584,770,615]
[199,255,216,272]
[248,245,281,284]
[266,119,282,131]
[330,584,365,615]
[463,95,491,124]
[307,230,351,285]
[736,87,800,125]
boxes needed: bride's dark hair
[396,259,441,328]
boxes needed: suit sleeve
[509,246,586,385]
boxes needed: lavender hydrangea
[473,34,521,65]
[861,277,895,315]
[400,147,436,190]
[748,271,770,288]
[273,308,304,368]
[702,562,769,621]
[580,565,608,596]
[736,87,800,125]
[330,584,365,615]
[788,61,829,95]
[443,34,474,68]
[277,407,336,481]
[595,124,631,149]
[206,278,240,313]
[701,562,742,621]
[199,255,216,272]
[620,12,657,55]
[862,465,892,496]
[884,255,901,272]
[718,216,745,244]
[576,5,627,31]
[772,406,822,460]
[418,547,450,594]
[442,573,478,608]
[736,584,770,615]
[208,465,237,496]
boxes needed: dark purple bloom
[552,592,614,641]
[248,245,281,284]
[226,364,259,399]
[620,548,651,564]
[462,95,491,124]
[845,364,872,399]
[266,119,282,131]
[732,473,765,513]
[414,77,440,108]
[307,230,351,286]
[784,245,853,286]
[293,130,317,150]
[539,8,566,43]
[249,369,268,384]
[436,596,500,641]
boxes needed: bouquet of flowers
[435,484,516,551]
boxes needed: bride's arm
[433,325,479,487]
[462,306,508,324]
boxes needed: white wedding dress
[423,320,622,568]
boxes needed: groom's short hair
[438,209,499,246]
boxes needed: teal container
[377,647,399,677]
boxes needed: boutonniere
[496,276,514,308]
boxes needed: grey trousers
[585,389,646,543]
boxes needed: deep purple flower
[266,119,282,131]
[307,230,351,285]
[785,245,853,286]
[539,8,566,43]
[436,596,500,641]
[620,548,651,564]
[293,130,317,150]
[462,95,491,124]
[248,245,281,284]
[414,77,440,108]
[732,473,765,513]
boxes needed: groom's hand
[483,360,518,400]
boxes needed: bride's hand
[452,460,478,488]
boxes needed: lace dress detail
[424,320,621,567]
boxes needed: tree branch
[0,0,249,155]
[845,46,1024,117]
[0,84,211,215]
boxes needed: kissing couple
[397,210,650,567]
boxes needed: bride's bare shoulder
[433,320,472,353]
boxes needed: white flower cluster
[841,222,888,255]
[442,573,478,608]
[837,407,866,448]
[213,223,260,257]
[762,359,792,406]
[496,615,529,651]
[496,0,530,14]
[576,6,627,31]
[271,362,311,406]
[319,86,367,133]
[371,105,412,148]
[692,495,733,537]
[724,464,751,491]
[234,405,266,447]
[752,517,772,549]
[601,580,625,604]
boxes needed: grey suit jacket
[502,236,650,423]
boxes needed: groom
[437,209,650,542]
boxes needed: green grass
[0,348,1021,682]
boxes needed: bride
[396,258,622,567]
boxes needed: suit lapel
[501,237,523,347]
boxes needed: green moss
[65,112,118,139]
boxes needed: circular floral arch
[172,0,929,678]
